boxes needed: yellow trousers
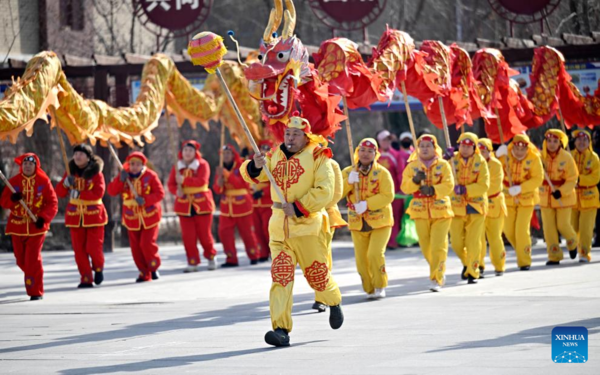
[450,214,485,278]
[572,209,597,262]
[504,206,534,268]
[480,215,506,272]
[415,218,451,285]
[269,230,342,332]
[315,229,335,303]
[541,208,578,262]
[351,227,391,294]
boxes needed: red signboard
[134,0,213,37]
[308,0,387,31]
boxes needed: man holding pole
[0,153,58,300]
[55,144,108,288]
[447,133,490,284]
[539,129,578,266]
[241,115,344,347]
[107,151,165,282]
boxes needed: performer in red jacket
[251,140,274,262]
[0,153,58,300]
[108,152,165,282]
[213,145,259,267]
[167,140,217,272]
[55,144,108,288]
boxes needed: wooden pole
[342,97,360,202]
[400,82,418,146]
[215,68,286,204]
[107,143,139,199]
[438,96,457,179]
[0,170,37,221]
[494,108,517,204]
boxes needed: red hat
[222,144,242,164]
[14,153,49,180]
[179,140,201,161]
[459,138,475,146]
[358,138,377,149]
[125,151,148,165]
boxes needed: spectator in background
[593,129,600,248]
[376,130,401,249]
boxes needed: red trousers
[388,198,404,248]
[179,214,217,265]
[12,234,45,297]
[70,226,105,284]
[218,214,259,264]
[128,225,161,281]
[252,207,272,258]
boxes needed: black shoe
[329,305,344,329]
[478,267,485,279]
[569,250,577,260]
[519,266,531,271]
[135,277,149,283]
[30,295,43,301]
[258,257,269,262]
[467,275,478,284]
[546,261,560,266]
[94,271,104,285]
[265,328,290,347]
[221,262,239,268]
[312,302,327,313]
[78,282,94,289]
[495,271,504,276]
[250,259,259,265]
[461,266,467,280]
[151,271,160,280]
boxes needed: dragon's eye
[277,51,291,63]
[258,54,263,61]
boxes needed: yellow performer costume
[498,134,544,269]
[240,116,342,338]
[449,133,490,282]
[401,135,454,291]
[478,138,507,275]
[314,159,348,312]
[540,129,579,264]
[570,129,599,263]
[342,138,394,298]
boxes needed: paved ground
[0,239,599,374]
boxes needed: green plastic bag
[396,196,419,247]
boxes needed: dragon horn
[263,0,283,43]
[282,0,296,39]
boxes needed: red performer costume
[108,152,165,282]
[213,145,259,267]
[167,140,217,272]
[251,140,274,262]
[376,130,403,249]
[0,153,58,300]
[55,144,108,288]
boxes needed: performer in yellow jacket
[313,158,348,312]
[342,138,394,299]
[539,129,579,265]
[241,115,343,347]
[570,129,600,263]
[448,133,490,284]
[496,134,544,270]
[401,134,454,292]
[478,138,507,276]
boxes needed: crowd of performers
[1,116,599,346]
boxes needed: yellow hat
[477,138,493,152]
[354,137,381,164]
[543,129,568,158]
[408,134,443,162]
[572,129,592,153]
[509,133,540,157]
[457,132,480,154]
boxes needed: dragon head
[244,0,310,123]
